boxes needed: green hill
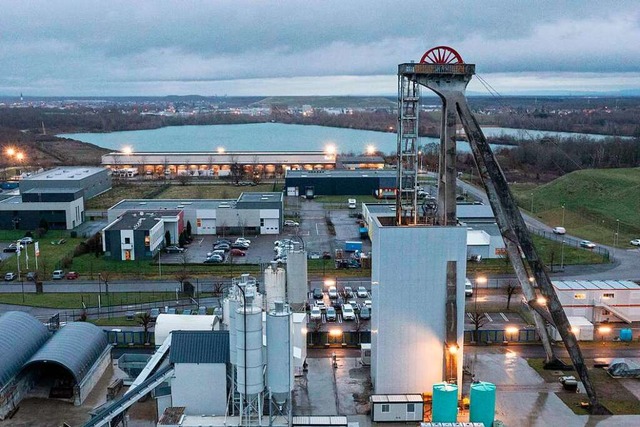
[512,168,640,247]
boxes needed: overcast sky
[2,1,639,97]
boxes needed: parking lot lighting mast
[398,45,605,413]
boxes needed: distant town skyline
[2,1,640,97]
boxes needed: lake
[60,123,618,155]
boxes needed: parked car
[312,287,324,299]
[310,306,322,321]
[26,272,38,282]
[52,270,65,280]
[214,239,231,246]
[51,238,66,245]
[363,300,372,309]
[231,242,250,249]
[326,307,337,322]
[235,238,251,245]
[149,308,160,319]
[465,278,473,297]
[66,271,79,280]
[328,286,338,299]
[357,286,368,298]
[580,240,596,249]
[182,309,192,315]
[3,243,18,253]
[4,272,17,281]
[315,301,327,311]
[343,286,354,298]
[342,304,355,320]
[630,239,640,246]
[359,305,371,320]
[284,220,299,227]
[322,251,332,259]
[165,245,185,253]
[213,243,230,251]
[308,251,321,259]
[230,248,246,256]
[204,254,224,263]
[552,227,566,235]
[19,237,34,245]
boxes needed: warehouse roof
[170,331,229,364]
[338,156,385,164]
[286,169,396,179]
[237,192,283,203]
[105,210,180,231]
[456,203,495,220]
[111,199,231,211]
[24,322,109,384]
[22,167,107,181]
[0,312,49,388]
[553,280,640,291]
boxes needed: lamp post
[97,273,102,315]
[560,240,565,270]
[598,326,611,344]
[562,205,565,227]
[530,193,534,213]
[615,219,620,247]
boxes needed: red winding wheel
[419,46,464,64]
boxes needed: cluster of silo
[431,381,496,426]
[222,271,295,425]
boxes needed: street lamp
[560,240,565,270]
[530,193,534,213]
[366,144,376,156]
[505,326,519,343]
[598,326,611,344]
[562,205,565,227]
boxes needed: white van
[348,198,357,209]
[465,278,473,297]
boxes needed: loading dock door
[197,218,216,235]
[287,187,299,196]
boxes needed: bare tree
[177,173,190,186]
[469,311,489,343]
[505,280,518,310]
[138,312,153,345]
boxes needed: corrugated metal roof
[170,331,229,364]
[0,312,50,388]
[25,322,109,384]
[553,280,640,291]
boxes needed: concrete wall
[0,371,39,420]
[171,363,227,415]
[75,345,111,406]
[371,221,467,395]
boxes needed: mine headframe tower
[396,45,606,414]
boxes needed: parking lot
[306,280,372,331]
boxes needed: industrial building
[0,312,111,419]
[106,192,283,238]
[85,272,307,427]
[336,155,385,170]
[553,280,640,324]
[370,218,467,395]
[102,210,183,261]
[284,169,396,197]
[362,202,505,259]
[0,167,111,230]
[101,151,336,177]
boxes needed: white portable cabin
[370,394,424,422]
[360,343,371,366]
[552,280,640,324]
[550,316,594,341]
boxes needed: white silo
[228,297,238,365]
[236,284,264,422]
[286,250,308,309]
[266,301,293,405]
[264,261,286,311]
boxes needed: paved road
[457,178,640,281]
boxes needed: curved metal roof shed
[0,311,49,389]
[24,322,109,384]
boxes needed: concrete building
[285,169,396,197]
[371,218,466,394]
[337,155,385,170]
[553,280,640,324]
[102,151,336,177]
[0,167,110,230]
[19,167,111,200]
[107,192,283,237]
[362,202,505,259]
[102,210,183,261]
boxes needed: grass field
[0,291,185,308]
[528,358,640,415]
[86,183,169,209]
[512,168,640,247]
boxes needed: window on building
[124,237,131,244]
[407,403,415,413]
[144,235,150,246]
[381,404,389,413]
[603,293,614,299]
[574,293,586,300]
[260,218,265,226]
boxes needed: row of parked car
[4,269,79,282]
[205,238,251,263]
[309,285,372,322]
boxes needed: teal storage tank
[470,381,496,427]
[620,328,633,342]
[432,382,458,423]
